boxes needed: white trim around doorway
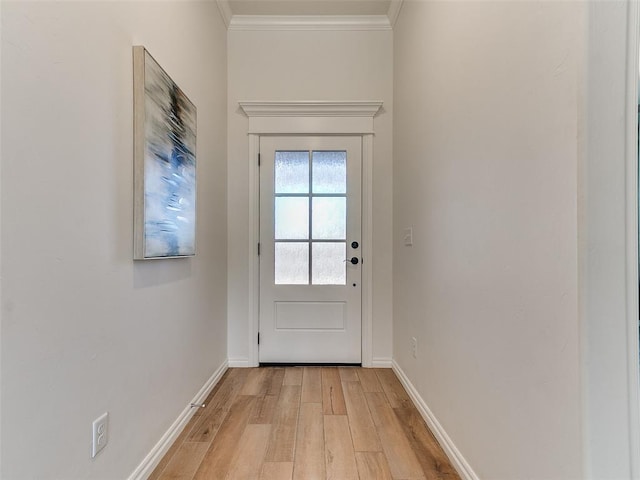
[625,2,640,476]
[239,101,382,367]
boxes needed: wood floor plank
[355,451,394,480]
[264,385,301,462]
[375,368,414,409]
[149,370,239,479]
[225,424,272,480]
[357,368,384,392]
[193,369,231,418]
[321,368,347,415]
[249,394,279,425]
[184,369,250,443]
[394,407,461,479]
[158,442,209,480]
[338,367,359,382]
[266,368,286,396]
[240,368,268,395]
[365,392,425,480]
[186,407,227,443]
[283,367,303,386]
[260,463,294,480]
[324,415,359,480]
[193,395,257,480]
[293,403,325,480]
[342,380,382,452]
[204,368,250,412]
[301,367,322,403]
[148,421,198,480]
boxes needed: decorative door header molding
[239,101,383,117]
[229,15,392,31]
[216,0,404,30]
[238,101,383,135]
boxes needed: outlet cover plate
[92,412,109,458]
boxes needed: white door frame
[239,101,383,367]
[626,2,640,476]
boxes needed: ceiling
[225,0,392,17]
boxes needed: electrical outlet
[92,412,109,458]
[411,336,418,358]
[403,228,413,246]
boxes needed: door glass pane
[275,151,309,194]
[312,197,346,240]
[275,197,309,239]
[312,151,346,194]
[275,242,309,284]
[312,242,346,285]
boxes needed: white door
[259,136,362,364]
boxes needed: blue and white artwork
[134,47,196,259]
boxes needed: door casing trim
[241,101,382,367]
[624,1,640,476]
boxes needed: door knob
[346,257,359,265]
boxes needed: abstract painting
[133,46,196,259]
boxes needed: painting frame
[133,46,197,260]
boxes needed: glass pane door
[259,135,362,364]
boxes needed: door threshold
[259,362,362,367]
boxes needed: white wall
[227,28,393,365]
[393,2,583,478]
[0,2,227,478]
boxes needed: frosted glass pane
[312,197,346,240]
[312,242,346,285]
[275,242,309,285]
[312,151,346,194]
[275,197,309,240]
[275,151,309,194]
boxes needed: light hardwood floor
[149,367,460,480]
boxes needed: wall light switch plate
[403,227,413,246]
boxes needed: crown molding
[387,0,404,27]
[239,101,383,118]
[216,0,233,28]
[228,14,392,31]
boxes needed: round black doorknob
[349,257,359,265]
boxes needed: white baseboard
[371,357,393,368]
[228,357,251,367]
[128,360,228,480]
[391,360,479,480]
